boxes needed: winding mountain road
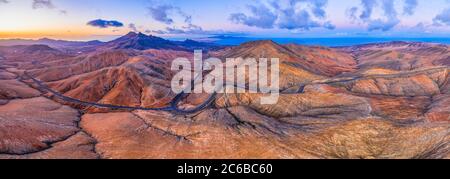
[23,72,217,114]
[23,66,448,114]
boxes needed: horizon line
[1,32,450,43]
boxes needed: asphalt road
[23,72,216,114]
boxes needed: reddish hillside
[215,40,357,77]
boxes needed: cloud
[433,8,450,26]
[304,0,328,18]
[367,18,400,31]
[32,0,68,15]
[150,24,242,36]
[230,4,277,29]
[403,0,418,15]
[348,0,401,31]
[0,0,9,4]
[323,21,336,30]
[367,0,400,31]
[348,0,420,31]
[147,3,193,25]
[415,22,425,29]
[147,3,209,35]
[152,24,207,35]
[129,23,138,32]
[278,9,320,30]
[87,19,124,28]
[359,0,377,20]
[229,0,334,31]
[148,5,175,25]
[32,0,54,9]
[347,7,359,21]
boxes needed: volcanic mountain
[0,32,218,54]
[216,40,356,76]
[212,40,357,89]
[101,32,218,51]
[101,32,180,51]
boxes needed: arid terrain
[0,32,448,159]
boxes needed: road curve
[23,72,216,114]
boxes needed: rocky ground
[0,38,448,159]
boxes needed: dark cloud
[360,0,377,20]
[303,0,328,18]
[347,7,359,21]
[412,22,428,31]
[403,0,418,15]
[0,0,9,4]
[229,0,334,31]
[32,0,67,15]
[382,0,398,19]
[367,0,400,31]
[148,5,175,25]
[415,22,425,28]
[348,0,401,31]
[229,4,277,29]
[147,3,208,35]
[129,23,138,32]
[323,21,336,30]
[433,8,450,26]
[153,24,206,35]
[151,25,242,36]
[278,9,320,30]
[349,0,420,31]
[87,19,124,28]
[367,18,400,31]
[32,0,54,9]
[147,3,193,26]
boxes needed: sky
[0,0,449,41]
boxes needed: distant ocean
[205,37,450,47]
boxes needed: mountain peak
[37,37,54,42]
[137,32,148,36]
[104,32,182,51]
[102,32,220,51]
[125,31,138,36]
[119,32,160,40]
[241,40,278,47]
